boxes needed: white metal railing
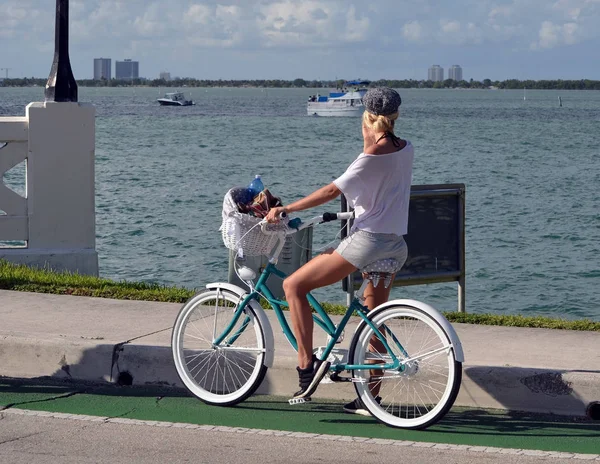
[0,102,98,275]
[0,117,29,244]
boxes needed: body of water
[1,86,599,320]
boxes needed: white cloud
[2,0,600,79]
[532,20,581,48]
[436,19,483,45]
[0,1,43,40]
[5,0,599,53]
[249,1,373,48]
[402,21,423,42]
[133,3,168,37]
[551,0,592,20]
[563,21,579,43]
[182,3,245,47]
[440,20,461,34]
[488,5,514,21]
[343,5,370,42]
[537,21,561,48]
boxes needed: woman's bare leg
[362,275,395,397]
[283,250,357,369]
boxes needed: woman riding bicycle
[265,87,414,408]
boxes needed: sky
[1,0,599,81]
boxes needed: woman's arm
[285,182,342,213]
[266,182,341,222]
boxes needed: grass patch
[1,260,599,331]
[0,260,194,303]
[443,312,600,331]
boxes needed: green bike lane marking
[1,382,598,455]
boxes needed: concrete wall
[0,102,98,275]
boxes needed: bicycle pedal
[288,397,311,405]
[329,373,352,383]
[351,377,367,383]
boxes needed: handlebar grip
[260,212,288,233]
[322,212,338,222]
[322,212,354,222]
[336,212,354,221]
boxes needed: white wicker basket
[222,214,281,256]
[220,188,286,257]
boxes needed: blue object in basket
[248,175,265,196]
[230,186,254,205]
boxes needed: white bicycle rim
[172,290,266,405]
[351,305,459,429]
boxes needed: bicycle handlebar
[259,211,354,235]
[324,211,354,222]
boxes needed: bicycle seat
[360,258,402,288]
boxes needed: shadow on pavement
[0,376,190,399]
[318,407,600,437]
[1,377,599,441]
[463,365,600,417]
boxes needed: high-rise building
[115,59,139,80]
[93,58,111,80]
[159,71,171,81]
[448,65,463,81]
[428,65,444,82]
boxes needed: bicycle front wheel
[349,304,462,429]
[171,289,268,406]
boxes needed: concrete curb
[1,290,599,417]
[2,332,598,418]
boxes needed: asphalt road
[0,379,599,462]
[0,412,593,464]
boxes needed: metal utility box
[228,227,313,298]
[342,183,466,312]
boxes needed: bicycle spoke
[172,290,267,405]
[350,304,460,428]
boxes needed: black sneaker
[293,355,331,399]
[343,396,382,416]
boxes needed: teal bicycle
[171,210,464,429]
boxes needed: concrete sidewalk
[1,289,598,417]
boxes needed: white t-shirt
[333,141,414,235]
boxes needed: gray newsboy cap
[362,87,402,116]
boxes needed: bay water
[1,87,599,320]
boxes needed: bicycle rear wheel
[171,289,268,406]
[349,304,462,429]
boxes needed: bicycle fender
[205,282,275,368]
[361,299,464,362]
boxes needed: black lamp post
[45,0,78,102]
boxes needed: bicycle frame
[214,261,408,373]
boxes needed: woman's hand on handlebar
[265,206,286,223]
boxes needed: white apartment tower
[116,59,140,80]
[448,65,463,81]
[428,65,444,82]
[93,58,111,80]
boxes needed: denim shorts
[335,229,408,270]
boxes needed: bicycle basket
[220,189,286,256]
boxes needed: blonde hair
[362,111,399,133]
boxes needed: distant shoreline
[2,78,600,91]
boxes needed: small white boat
[307,80,370,117]
[157,91,194,106]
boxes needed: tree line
[2,77,600,90]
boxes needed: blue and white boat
[306,80,370,117]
